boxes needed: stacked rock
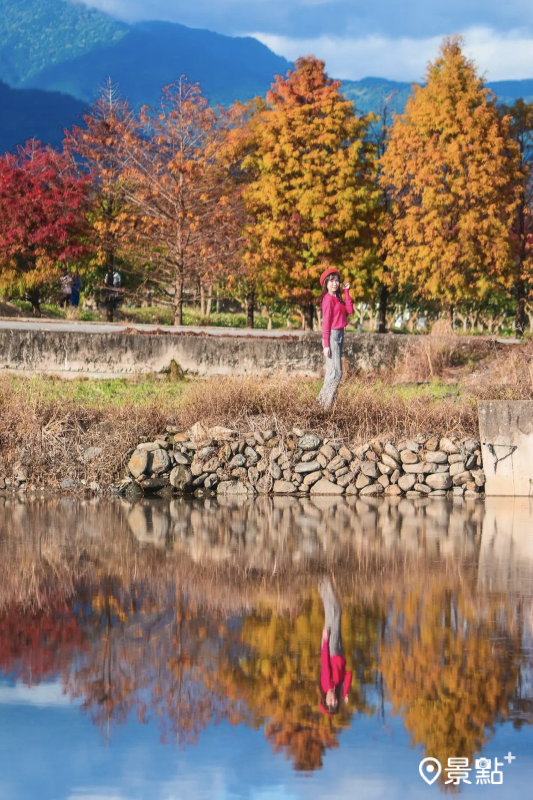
[126,423,485,499]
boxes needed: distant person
[59,270,73,307]
[317,268,354,410]
[318,577,352,715]
[113,269,122,308]
[71,271,82,308]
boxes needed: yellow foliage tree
[380,36,520,316]
[380,580,520,784]
[242,56,379,329]
[216,590,382,771]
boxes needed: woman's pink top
[320,637,352,698]
[321,288,354,347]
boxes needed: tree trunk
[246,285,255,329]
[303,303,314,331]
[377,284,388,333]
[174,267,184,326]
[27,288,41,318]
[200,283,206,317]
[206,284,213,317]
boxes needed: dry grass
[2,338,532,491]
[0,373,478,487]
[174,375,478,443]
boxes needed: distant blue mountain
[0,79,85,152]
[25,20,291,109]
[341,76,533,116]
[2,0,533,152]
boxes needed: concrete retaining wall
[479,400,533,496]
[0,325,413,378]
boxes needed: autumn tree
[241,56,379,330]
[380,580,520,782]
[216,590,381,771]
[64,81,136,322]
[0,140,89,315]
[119,78,242,325]
[502,99,533,334]
[380,37,520,319]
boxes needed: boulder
[169,465,193,491]
[424,450,448,464]
[453,471,472,486]
[425,473,452,490]
[273,480,297,494]
[400,450,419,464]
[356,473,372,489]
[128,449,150,479]
[151,449,171,475]
[398,474,417,492]
[299,434,322,451]
[384,442,401,462]
[319,444,336,461]
[361,462,379,479]
[381,453,400,470]
[310,479,345,495]
[450,461,466,477]
[295,460,322,474]
[303,470,322,486]
[439,437,460,454]
[217,480,249,495]
[359,483,384,496]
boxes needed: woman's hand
[342,282,350,291]
[323,347,331,358]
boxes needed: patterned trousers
[317,328,344,411]
[319,577,343,656]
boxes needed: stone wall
[123,422,486,499]
[0,325,412,377]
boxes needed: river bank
[0,339,529,495]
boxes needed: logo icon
[419,757,442,786]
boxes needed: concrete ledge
[0,325,413,378]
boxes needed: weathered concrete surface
[0,323,412,378]
[478,497,533,592]
[479,401,533,496]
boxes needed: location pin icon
[419,757,442,786]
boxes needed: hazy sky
[77,1,533,81]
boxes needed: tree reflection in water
[0,494,531,772]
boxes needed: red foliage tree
[0,140,89,315]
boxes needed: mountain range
[1,0,533,152]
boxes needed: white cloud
[0,680,71,707]
[251,26,533,82]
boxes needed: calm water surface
[0,495,532,799]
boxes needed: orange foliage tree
[380,37,520,318]
[241,56,379,329]
[64,81,137,321]
[119,78,243,324]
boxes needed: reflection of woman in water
[319,577,352,715]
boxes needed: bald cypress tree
[380,37,520,319]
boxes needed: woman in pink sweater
[317,268,354,410]
[318,577,352,716]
